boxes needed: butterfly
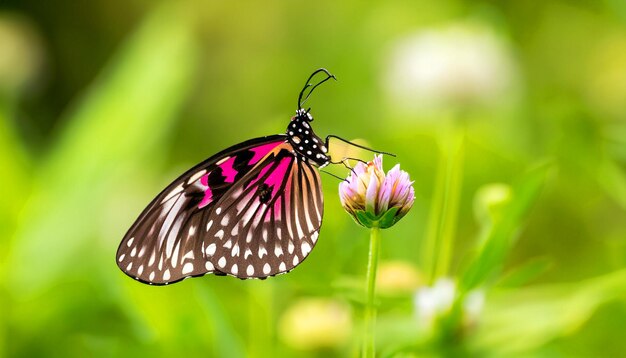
[117,68,370,285]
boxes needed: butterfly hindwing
[205,144,324,278]
[116,135,288,285]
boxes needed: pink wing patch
[265,157,293,198]
[198,174,213,209]
[249,142,284,164]
[218,157,239,183]
[197,139,285,209]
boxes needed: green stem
[423,124,465,282]
[363,227,381,358]
[434,128,464,278]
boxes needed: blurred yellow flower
[377,260,423,295]
[0,14,45,95]
[278,298,352,351]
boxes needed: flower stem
[435,127,464,278]
[423,123,465,282]
[363,226,381,358]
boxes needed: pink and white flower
[339,155,414,228]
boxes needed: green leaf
[496,257,553,288]
[472,268,626,355]
[0,106,31,243]
[460,161,551,292]
[378,207,401,228]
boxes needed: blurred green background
[2,0,626,357]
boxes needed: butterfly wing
[205,144,324,278]
[116,135,287,285]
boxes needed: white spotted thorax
[287,109,329,167]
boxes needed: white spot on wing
[171,242,180,268]
[149,271,155,281]
[293,256,300,266]
[126,262,132,271]
[263,263,271,275]
[274,245,283,257]
[127,237,134,247]
[182,262,194,275]
[231,264,238,275]
[215,229,224,240]
[183,250,194,260]
[216,157,230,165]
[187,169,207,184]
[218,256,226,268]
[245,249,252,259]
[138,265,144,275]
[301,242,311,256]
[162,184,184,203]
[311,232,319,243]
[288,241,295,254]
[165,214,185,258]
[206,220,213,231]
[279,262,286,271]
[206,243,216,256]
[247,265,254,276]
[205,261,214,271]
[231,243,240,257]
[258,245,267,258]
[189,225,196,236]
[163,269,171,281]
[130,248,137,257]
[221,215,229,226]
[118,254,125,262]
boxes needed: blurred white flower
[414,278,456,327]
[413,278,485,331]
[384,23,518,113]
[278,298,352,351]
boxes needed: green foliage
[1,0,626,356]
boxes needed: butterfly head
[287,109,329,167]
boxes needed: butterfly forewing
[205,144,324,278]
[117,135,287,285]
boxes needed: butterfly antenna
[298,68,337,110]
[326,135,396,157]
[320,169,349,182]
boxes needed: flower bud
[339,155,414,228]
